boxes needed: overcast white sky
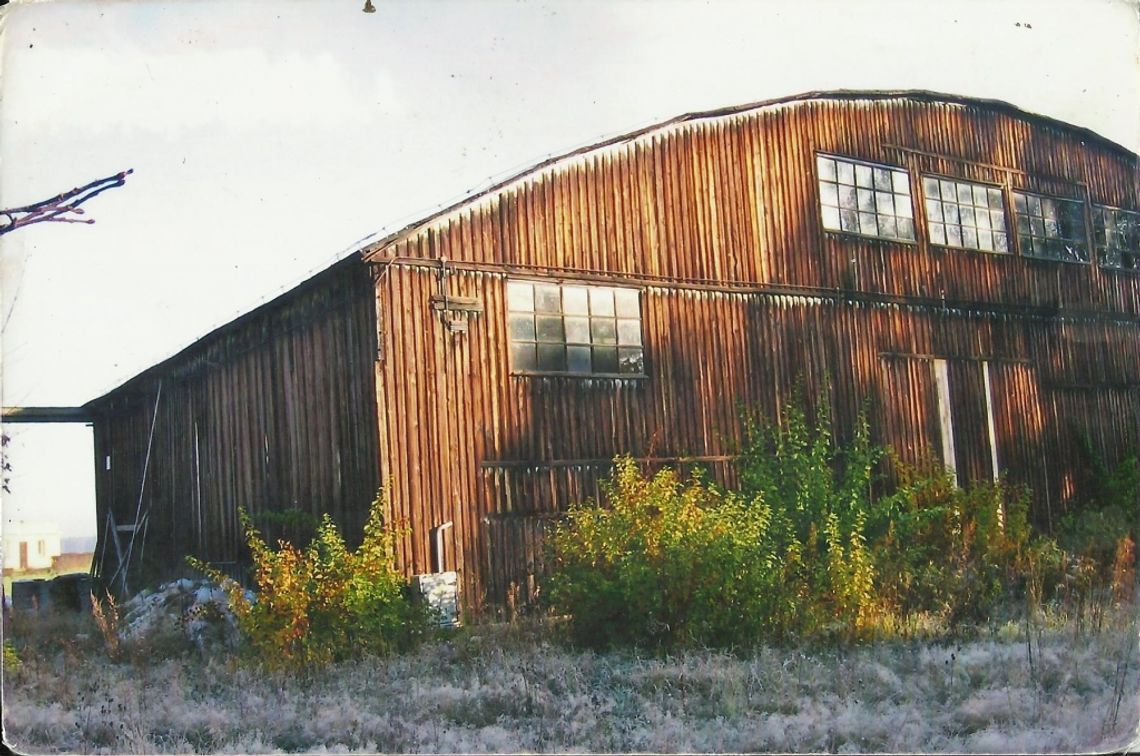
[1,0,1137,539]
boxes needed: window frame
[505,279,647,378]
[814,153,918,245]
[1092,203,1140,273]
[919,173,1011,255]
[1011,189,1090,265]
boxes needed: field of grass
[3,607,1138,754]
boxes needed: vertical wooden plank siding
[91,93,1139,613]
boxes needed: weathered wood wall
[90,92,1139,614]
[90,262,381,585]
[367,93,1139,613]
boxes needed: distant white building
[2,521,63,573]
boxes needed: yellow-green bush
[190,491,431,669]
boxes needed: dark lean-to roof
[82,89,1139,410]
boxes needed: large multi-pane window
[816,154,916,242]
[1013,191,1088,263]
[506,280,644,376]
[1093,205,1140,271]
[922,176,1009,253]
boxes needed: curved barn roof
[360,88,1139,260]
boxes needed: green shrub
[546,457,785,650]
[736,397,885,638]
[190,491,431,670]
[876,460,1036,625]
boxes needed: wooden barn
[83,90,1140,615]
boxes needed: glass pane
[893,170,911,195]
[817,156,837,181]
[589,287,615,317]
[819,181,839,207]
[536,315,564,342]
[562,286,589,315]
[506,281,534,312]
[567,345,591,374]
[591,318,617,345]
[619,347,644,375]
[956,184,973,205]
[1014,192,1028,213]
[922,176,940,198]
[617,319,642,346]
[564,316,590,344]
[857,189,875,212]
[592,347,618,374]
[898,218,916,240]
[976,210,991,231]
[839,185,858,209]
[959,206,976,228]
[943,204,960,225]
[1016,215,1031,235]
[962,227,978,249]
[840,209,859,233]
[858,213,878,236]
[993,232,1009,253]
[925,199,943,223]
[1031,217,1046,238]
[972,185,989,207]
[534,284,562,313]
[1027,195,1042,216]
[821,205,841,230]
[940,180,956,201]
[509,314,536,341]
[511,343,536,371]
[855,164,873,188]
[895,195,913,219]
[873,167,892,191]
[977,230,994,252]
[990,210,1006,232]
[836,160,855,186]
[537,343,566,372]
[929,222,946,245]
[875,191,894,215]
[614,288,640,317]
[946,224,962,247]
[878,216,898,239]
[988,188,1004,209]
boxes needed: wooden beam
[1,406,92,424]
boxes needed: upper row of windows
[816,153,1140,270]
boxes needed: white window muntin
[921,175,1009,253]
[506,280,645,376]
[1093,204,1140,271]
[816,154,916,243]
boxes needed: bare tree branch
[0,169,134,236]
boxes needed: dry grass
[3,608,1139,754]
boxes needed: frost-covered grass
[4,610,1139,754]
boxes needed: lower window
[506,280,645,376]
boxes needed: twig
[0,169,133,236]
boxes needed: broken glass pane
[619,347,644,375]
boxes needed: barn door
[879,355,1000,487]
